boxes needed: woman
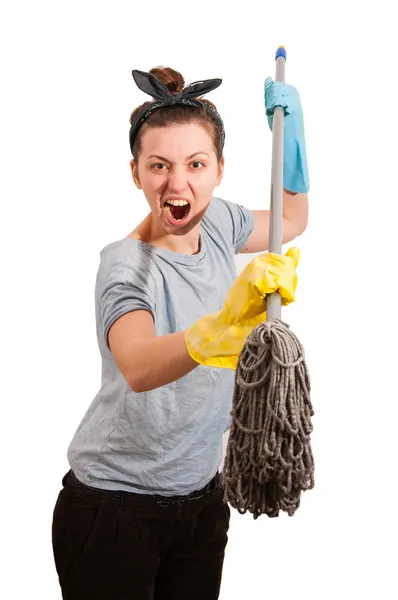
[52,65,309,599]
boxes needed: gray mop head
[222,318,315,519]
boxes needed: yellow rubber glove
[185,247,299,369]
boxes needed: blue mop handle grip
[266,46,286,320]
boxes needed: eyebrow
[146,152,209,161]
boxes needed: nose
[166,166,189,193]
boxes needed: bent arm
[240,190,308,254]
[108,310,198,393]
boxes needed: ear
[130,159,142,189]
[215,156,225,187]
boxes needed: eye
[150,161,204,170]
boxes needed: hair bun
[149,66,185,94]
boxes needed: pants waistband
[64,470,221,507]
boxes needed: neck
[132,213,201,255]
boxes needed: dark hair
[129,66,224,163]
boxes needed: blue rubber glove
[264,77,310,193]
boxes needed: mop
[222,47,315,519]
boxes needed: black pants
[52,470,230,599]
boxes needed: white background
[1,1,398,598]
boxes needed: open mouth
[163,199,191,223]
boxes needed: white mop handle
[266,46,286,320]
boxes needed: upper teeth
[166,199,189,206]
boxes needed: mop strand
[222,318,315,519]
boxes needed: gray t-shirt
[67,195,255,495]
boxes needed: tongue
[170,204,188,220]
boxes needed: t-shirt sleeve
[213,197,255,254]
[98,252,156,350]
